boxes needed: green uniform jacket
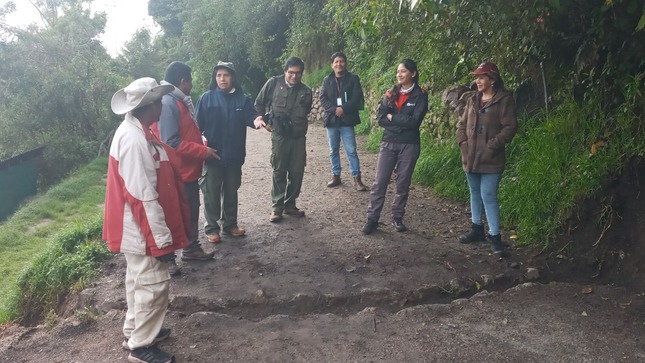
[254,76,313,138]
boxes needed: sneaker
[128,345,175,363]
[392,218,407,232]
[284,206,305,217]
[123,328,171,350]
[222,226,246,237]
[361,219,379,235]
[167,260,181,276]
[181,246,215,261]
[269,211,283,223]
[206,233,221,244]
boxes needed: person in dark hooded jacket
[196,62,266,244]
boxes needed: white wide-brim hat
[111,77,174,115]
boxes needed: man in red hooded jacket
[153,61,220,275]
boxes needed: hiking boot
[123,328,171,350]
[392,218,407,232]
[181,246,215,261]
[270,211,283,223]
[361,219,378,235]
[327,174,341,187]
[167,259,181,276]
[353,176,368,191]
[128,345,175,363]
[222,226,246,237]
[490,234,506,257]
[284,206,305,217]
[458,223,486,244]
[206,232,221,244]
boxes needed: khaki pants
[123,254,170,350]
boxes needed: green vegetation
[302,65,332,90]
[355,109,371,135]
[0,158,110,323]
[316,0,645,245]
[414,138,467,201]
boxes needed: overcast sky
[3,0,158,57]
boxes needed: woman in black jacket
[362,59,429,234]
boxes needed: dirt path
[1,124,644,362]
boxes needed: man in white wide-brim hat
[103,77,188,363]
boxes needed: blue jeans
[465,172,502,236]
[326,126,361,177]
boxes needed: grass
[302,65,331,89]
[355,109,372,135]
[499,101,631,245]
[414,134,468,200]
[360,76,645,247]
[0,157,109,323]
[10,217,110,323]
[409,92,643,247]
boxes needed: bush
[7,216,111,324]
[414,136,468,201]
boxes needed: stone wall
[308,87,324,123]
[308,86,382,127]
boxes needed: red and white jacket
[103,113,190,256]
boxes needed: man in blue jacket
[196,62,265,243]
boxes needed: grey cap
[214,61,236,75]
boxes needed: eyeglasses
[286,70,303,76]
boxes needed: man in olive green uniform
[255,57,313,223]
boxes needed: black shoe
[128,346,175,363]
[123,328,172,350]
[167,260,181,276]
[392,218,407,232]
[490,234,506,257]
[181,246,215,261]
[361,219,378,235]
[458,223,486,244]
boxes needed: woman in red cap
[456,62,517,256]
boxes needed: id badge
[336,97,343,106]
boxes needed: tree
[182,0,296,95]
[114,28,165,79]
[0,1,121,186]
[148,0,184,37]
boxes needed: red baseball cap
[469,62,500,77]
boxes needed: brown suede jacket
[456,89,517,173]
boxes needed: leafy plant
[13,217,110,323]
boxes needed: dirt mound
[533,156,645,290]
